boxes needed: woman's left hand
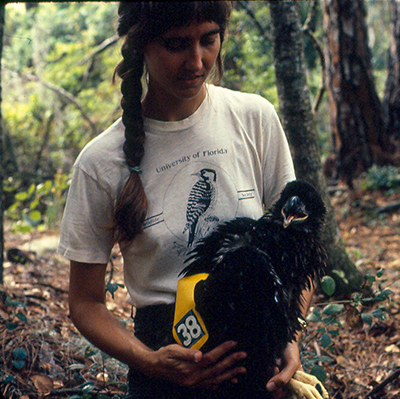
[266,341,301,398]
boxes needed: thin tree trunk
[0,4,5,285]
[323,0,386,187]
[383,0,400,151]
[269,1,362,296]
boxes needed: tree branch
[10,70,98,136]
[366,367,400,397]
[81,34,119,65]
[81,34,119,86]
[237,1,267,38]
[301,0,326,114]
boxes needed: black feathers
[181,180,327,396]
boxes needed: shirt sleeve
[57,164,115,264]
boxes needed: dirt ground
[1,182,399,398]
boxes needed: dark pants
[126,304,272,399]
[126,304,213,398]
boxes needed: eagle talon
[287,370,329,399]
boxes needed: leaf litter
[1,183,400,398]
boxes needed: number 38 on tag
[174,309,207,348]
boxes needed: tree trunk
[383,0,400,149]
[0,4,5,285]
[323,0,386,187]
[269,1,362,296]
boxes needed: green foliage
[222,4,279,106]
[11,348,28,371]
[320,275,336,297]
[362,165,400,194]
[3,2,121,182]
[5,171,70,233]
[304,268,394,381]
[106,282,125,300]
[3,294,27,333]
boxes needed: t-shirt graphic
[182,168,218,247]
[163,161,240,252]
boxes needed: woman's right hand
[144,340,247,390]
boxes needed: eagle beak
[282,209,309,228]
[283,214,294,228]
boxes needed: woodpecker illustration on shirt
[183,168,218,247]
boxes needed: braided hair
[113,2,232,242]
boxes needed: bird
[182,168,217,247]
[174,180,329,398]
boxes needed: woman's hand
[146,340,247,390]
[69,261,247,390]
[266,341,301,398]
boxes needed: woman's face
[144,20,221,114]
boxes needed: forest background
[0,1,400,398]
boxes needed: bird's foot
[287,370,329,399]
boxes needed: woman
[58,2,313,398]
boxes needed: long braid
[113,2,231,242]
[113,38,148,242]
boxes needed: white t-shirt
[58,84,295,308]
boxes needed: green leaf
[361,297,375,305]
[15,192,28,201]
[27,183,36,196]
[328,329,339,336]
[2,375,17,384]
[313,307,321,316]
[319,333,332,348]
[13,347,28,360]
[322,303,344,315]
[106,282,121,299]
[361,313,373,326]
[372,308,386,320]
[365,274,376,284]
[375,289,393,302]
[376,268,384,278]
[6,322,19,331]
[29,198,40,210]
[321,276,336,296]
[13,224,34,234]
[314,355,334,364]
[29,210,41,222]
[310,364,327,382]
[306,312,321,322]
[11,360,26,370]
[323,316,342,326]
[16,312,28,323]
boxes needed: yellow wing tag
[173,273,209,350]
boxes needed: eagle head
[282,195,309,228]
[272,180,326,233]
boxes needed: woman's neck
[142,84,207,122]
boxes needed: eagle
[174,180,330,399]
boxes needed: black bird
[176,180,328,398]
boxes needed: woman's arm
[69,260,247,389]
[266,283,315,395]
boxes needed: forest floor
[1,181,400,399]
